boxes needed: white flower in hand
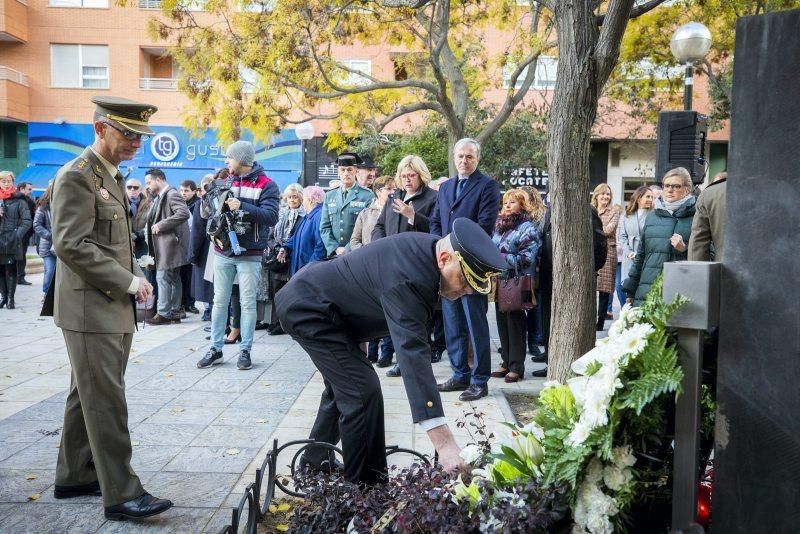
[137,255,155,268]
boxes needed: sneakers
[237,350,252,370]
[197,348,223,369]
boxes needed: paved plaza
[0,271,546,533]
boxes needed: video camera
[204,180,251,256]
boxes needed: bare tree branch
[596,0,668,25]
[370,101,444,131]
[595,0,636,83]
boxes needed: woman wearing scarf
[278,185,326,276]
[619,185,654,288]
[258,183,305,335]
[623,167,696,306]
[0,171,32,309]
[490,189,541,383]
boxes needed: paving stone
[129,445,183,473]
[0,469,56,503]
[96,506,218,533]
[3,402,65,422]
[0,442,59,470]
[191,375,258,394]
[146,405,224,426]
[212,405,279,427]
[135,374,203,392]
[170,390,239,408]
[123,388,180,406]
[189,424,274,448]
[142,471,239,508]
[0,420,60,443]
[0,441,35,463]
[163,446,260,474]
[0,503,108,533]
[229,392,299,411]
[126,403,161,426]
[129,423,206,447]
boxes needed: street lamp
[295,121,315,186]
[670,22,712,110]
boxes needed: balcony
[0,66,29,121]
[139,77,178,91]
[0,0,28,43]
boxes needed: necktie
[456,178,467,198]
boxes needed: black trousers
[278,296,388,484]
[180,264,194,308]
[597,292,611,331]
[495,308,526,375]
[430,307,446,352]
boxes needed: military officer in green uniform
[45,97,173,521]
[320,152,375,257]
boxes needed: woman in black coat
[189,174,214,319]
[0,171,32,309]
[371,155,440,377]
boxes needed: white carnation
[615,323,654,360]
[612,445,637,468]
[568,422,592,447]
[602,465,631,491]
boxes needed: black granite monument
[714,9,800,532]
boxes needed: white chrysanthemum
[459,444,482,464]
[615,323,654,359]
[572,344,615,375]
[612,445,637,468]
[602,465,632,491]
[568,422,592,447]
[585,458,604,483]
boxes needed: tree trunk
[546,1,602,383]
[446,120,465,177]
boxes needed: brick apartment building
[0,0,728,202]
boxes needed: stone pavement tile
[226,392,297,411]
[203,508,235,533]
[0,386,65,404]
[126,403,161,426]
[0,468,56,502]
[142,471,239,508]
[96,506,217,533]
[146,405,225,427]
[3,401,64,423]
[130,445,183,472]
[0,441,33,463]
[123,388,180,406]
[212,405,280,427]
[163,446,261,474]
[0,502,107,533]
[170,390,240,408]
[3,360,65,376]
[0,373,38,389]
[41,391,68,403]
[189,424,275,448]
[135,373,203,392]
[129,423,206,447]
[0,401,35,420]
[191,375,259,394]
[0,419,60,443]
[0,442,59,470]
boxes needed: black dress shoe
[459,383,488,402]
[203,325,212,332]
[54,480,102,499]
[431,349,443,363]
[104,493,173,521]
[187,305,200,314]
[531,353,547,364]
[385,364,401,377]
[298,454,344,474]
[375,355,393,368]
[531,367,548,378]
[267,324,285,336]
[254,321,270,331]
[17,279,32,286]
[437,377,469,392]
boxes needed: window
[338,60,371,86]
[1,125,18,159]
[51,44,109,88]
[504,56,558,90]
[622,176,655,203]
[49,0,108,7]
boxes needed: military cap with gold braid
[92,96,158,136]
[449,218,508,294]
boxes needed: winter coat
[689,179,726,262]
[0,193,32,260]
[622,197,697,304]
[619,209,651,283]
[429,169,501,237]
[373,185,439,240]
[492,218,541,277]
[596,206,620,294]
[34,206,54,258]
[146,185,191,271]
[188,199,213,302]
[284,203,326,276]
[350,201,382,250]
[319,182,374,255]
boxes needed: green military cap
[91,96,158,136]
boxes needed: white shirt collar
[88,146,119,178]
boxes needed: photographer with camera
[197,141,280,371]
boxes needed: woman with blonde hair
[490,188,541,382]
[591,183,620,330]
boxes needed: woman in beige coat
[591,183,620,331]
[349,175,396,250]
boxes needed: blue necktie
[456,178,467,198]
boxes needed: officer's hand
[226,197,241,211]
[335,246,347,256]
[135,277,153,303]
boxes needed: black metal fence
[217,439,434,534]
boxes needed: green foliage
[618,329,683,415]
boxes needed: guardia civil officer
[44,97,173,520]
[275,218,506,483]
[319,152,375,257]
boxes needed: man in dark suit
[429,138,501,401]
[276,218,506,484]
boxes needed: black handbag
[262,246,288,273]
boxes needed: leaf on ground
[132,359,143,364]
[255,419,269,424]
[275,525,289,532]
[28,493,41,501]
[169,407,185,415]
[268,504,277,514]
[276,503,291,512]
[262,383,271,387]
[163,371,175,378]
[453,401,463,406]
[131,440,140,446]
[188,347,199,352]
[25,474,37,480]
[4,375,11,378]
[225,448,240,456]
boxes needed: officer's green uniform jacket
[50,147,144,333]
[319,183,374,256]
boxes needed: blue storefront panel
[19,123,302,192]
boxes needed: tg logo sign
[150,133,180,162]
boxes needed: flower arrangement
[136,255,155,268]
[453,277,688,533]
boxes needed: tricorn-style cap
[337,152,363,167]
[356,156,377,169]
[449,218,507,294]
[92,96,158,136]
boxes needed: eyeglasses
[103,121,149,141]
[126,185,140,190]
[662,183,686,190]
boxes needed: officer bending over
[275,218,506,482]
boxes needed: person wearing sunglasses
[43,96,173,521]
